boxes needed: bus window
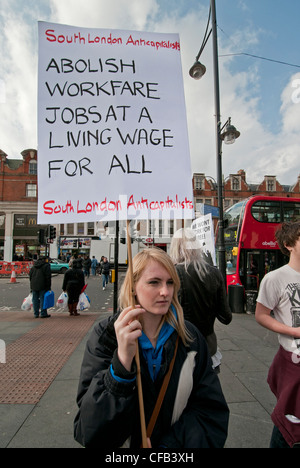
[246,252,259,289]
[251,200,281,223]
[224,200,244,226]
[282,201,300,222]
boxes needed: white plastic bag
[56,292,68,309]
[21,293,33,311]
[77,292,90,311]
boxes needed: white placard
[191,213,216,266]
[37,22,194,223]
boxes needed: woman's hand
[114,306,145,372]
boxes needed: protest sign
[37,22,194,224]
[191,213,216,265]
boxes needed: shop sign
[14,214,37,228]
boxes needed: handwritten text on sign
[38,23,194,223]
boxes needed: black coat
[74,313,229,448]
[176,262,232,356]
[29,259,51,291]
[62,268,85,303]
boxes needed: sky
[1,0,300,186]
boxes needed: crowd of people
[29,253,111,318]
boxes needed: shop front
[13,214,47,260]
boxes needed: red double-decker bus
[223,196,300,305]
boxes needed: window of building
[67,224,74,235]
[148,220,154,235]
[169,219,174,235]
[29,160,37,175]
[194,174,204,190]
[87,222,94,235]
[232,177,240,191]
[159,220,163,236]
[26,184,37,197]
[224,199,231,210]
[77,223,84,235]
[265,177,276,192]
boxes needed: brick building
[193,169,300,219]
[0,148,42,261]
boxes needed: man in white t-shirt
[256,221,300,448]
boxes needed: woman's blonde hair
[170,227,209,280]
[119,247,191,345]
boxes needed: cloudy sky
[1,0,300,185]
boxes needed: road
[0,273,118,314]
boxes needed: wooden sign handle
[126,220,148,448]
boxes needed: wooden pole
[126,220,148,448]
[113,220,119,315]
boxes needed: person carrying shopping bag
[62,259,85,316]
[29,256,51,318]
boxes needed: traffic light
[38,229,45,244]
[120,237,126,244]
[48,225,56,239]
[73,240,77,248]
[78,241,82,248]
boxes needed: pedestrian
[83,255,91,279]
[74,247,229,448]
[91,256,98,276]
[62,259,85,316]
[255,221,300,448]
[100,256,110,290]
[170,228,232,373]
[29,256,52,318]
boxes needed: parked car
[49,259,69,274]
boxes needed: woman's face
[135,260,174,317]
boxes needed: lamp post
[189,0,240,285]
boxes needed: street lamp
[189,0,240,285]
[189,61,206,80]
[220,117,240,145]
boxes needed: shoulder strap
[146,336,179,439]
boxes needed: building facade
[193,169,300,220]
[0,149,42,261]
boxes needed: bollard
[111,269,115,283]
[228,284,244,313]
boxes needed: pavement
[0,274,279,449]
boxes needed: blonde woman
[74,248,229,448]
[170,228,232,373]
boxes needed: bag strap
[146,335,179,439]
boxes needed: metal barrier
[0,261,34,276]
